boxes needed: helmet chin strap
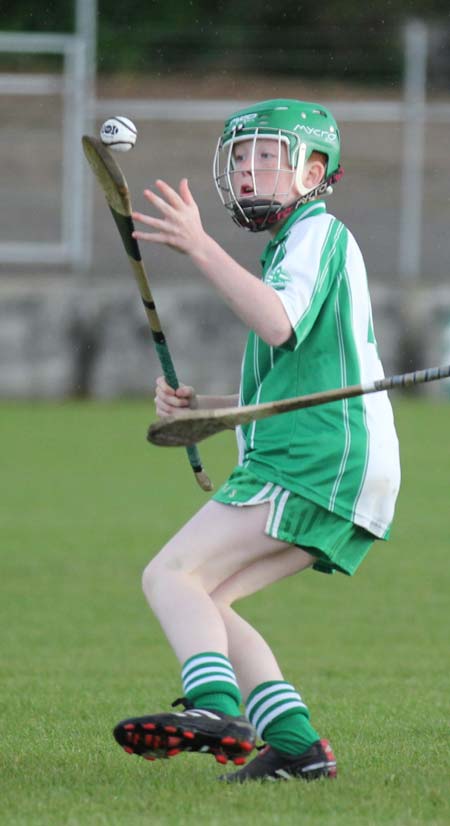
[233,165,344,233]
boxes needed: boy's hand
[132,179,207,256]
[154,375,198,418]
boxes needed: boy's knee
[142,557,161,599]
[210,586,233,611]
[141,552,183,599]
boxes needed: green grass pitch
[1,398,449,826]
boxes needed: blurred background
[1,0,450,398]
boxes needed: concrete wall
[0,278,246,398]
[1,277,448,400]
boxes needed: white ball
[100,116,137,152]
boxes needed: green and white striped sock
[182,652,242,717]
[246,681,320,755]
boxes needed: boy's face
[231,137,298,204]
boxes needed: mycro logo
[294,125,337,142]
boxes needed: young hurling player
[113,100,401,782]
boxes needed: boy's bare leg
[115,500,326,771]
[114,500,299,764]
[210,545,315,698]
[142,500,294,663]
[207,547,336,782]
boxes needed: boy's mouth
[240,184,255,197]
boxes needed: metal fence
[0,17,448,285]
[0,32,92,267]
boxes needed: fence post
[73,0,97,270]
[398,19,428,282]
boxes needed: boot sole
[114,716,255,766]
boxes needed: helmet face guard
[213,99,343,232]
[214,129,300,232]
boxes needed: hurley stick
[82,135,212,491]
[147,363,450,447]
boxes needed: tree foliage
[2,0,450,81]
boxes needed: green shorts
[213,466,376,576]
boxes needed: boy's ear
[302,159,327,190]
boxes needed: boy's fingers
[156,376,176,395]
[158,393,190,408]
[179,178,195,205]
[154,379,194,409]
[142,188,176,216]
[175,385,194,398]
[131,231,168,245]
[155,179,184,208]
[156,400,178,417]
[132,213,166,231]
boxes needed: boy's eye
[233,149,247,163]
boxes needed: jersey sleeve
[268,217,348,350]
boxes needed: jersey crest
[265,265,291,289]
[264,241,290,289]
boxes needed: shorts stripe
[270,488,291,536]
[245,482,275,505]
[214,466,376,576]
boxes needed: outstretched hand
[132,178,207,256]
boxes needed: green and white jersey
[238,200,400,538]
